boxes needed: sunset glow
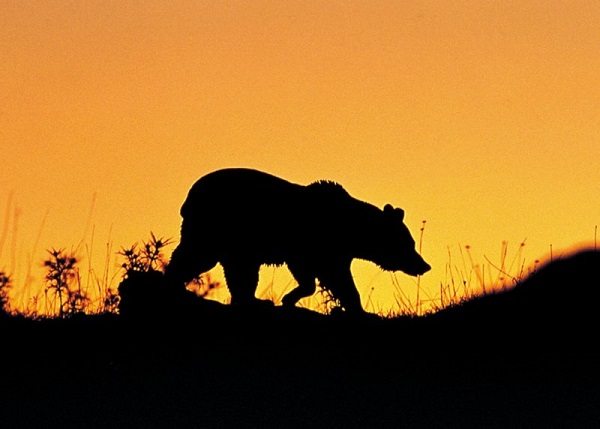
[2,1,599,314]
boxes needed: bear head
[371,204,431,276]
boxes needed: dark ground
[1,250,599,428]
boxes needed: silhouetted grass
[118,232,174,274]
[43,248,84,318]
[0,234,560,319]
[0,270,11,316]
[0,217,593,321]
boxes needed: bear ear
[395,207,405,221]
[384,204,405,221]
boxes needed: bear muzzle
[403,255,431,276]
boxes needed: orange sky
[2,1,599,314]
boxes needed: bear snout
[404,255,431,276]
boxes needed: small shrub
[117,269,167,318]
[43,249,87,318]
[65,289,90,316]
[186,273,221,298]
[117,233,177,317]
[118,232,223,304]
[102,288,120,314]
[119,232,174,276]
[0,271,11,315]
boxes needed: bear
[164,168,430,313]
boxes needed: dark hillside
[430,249,600,354]
[1,250,599,428]
[434,249,600,324]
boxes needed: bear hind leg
[282,263,317,308]
[164,241,217,289]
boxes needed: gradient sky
[2,1,599,313]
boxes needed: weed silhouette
[165,168,430,313]
[0,271,11,316]
[43,248,88,318]
[118,232,174,274]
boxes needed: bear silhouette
[164,168,430,312]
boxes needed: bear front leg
[282,262,317,308]
[318,261,364,314]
